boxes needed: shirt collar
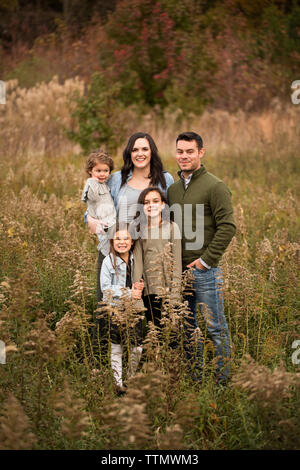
[180,172,193,188]
[177,164,206,183]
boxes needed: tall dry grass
[0,78,299,449]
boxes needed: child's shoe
[115,384,127,396]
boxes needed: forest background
[0,0,300,451]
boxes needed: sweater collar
[177,164,207,180]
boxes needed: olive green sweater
[167,165,236,268]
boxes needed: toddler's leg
[111,342,123,387]
[128,346,143,378]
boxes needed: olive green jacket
[167,165,236,268]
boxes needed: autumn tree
[101,0,177,107]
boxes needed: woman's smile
[131,138,151,168]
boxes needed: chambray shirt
[107,169,174,212]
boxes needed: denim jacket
[100,252,145,311]
[100,253,131,302]
[107,170,174,211]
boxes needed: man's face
[176,139,205,175]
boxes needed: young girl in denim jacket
[100,224,144,394]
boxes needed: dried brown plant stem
[0,393,37,450]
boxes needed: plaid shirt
[180,172,193,189]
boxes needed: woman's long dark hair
[121,132,167,189]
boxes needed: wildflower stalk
[245,305,249,355]
[256,287,265,361]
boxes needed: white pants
[110,342,143,387]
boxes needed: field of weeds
[0,79,300,450]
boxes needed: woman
[87,132,174,301]
[108,132,173,222]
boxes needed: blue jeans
[184,267,231,382]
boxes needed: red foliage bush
[2,0,299,112]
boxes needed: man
[168,132,236,384]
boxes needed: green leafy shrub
[67,72,127,153]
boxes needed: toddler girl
[81,149,116,257]
[100,224,144,394]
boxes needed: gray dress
[81,178,116,256]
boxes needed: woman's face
[131,137,151,170]
[143,190,165,218]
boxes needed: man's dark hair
[176,132,203,150]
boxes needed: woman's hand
[87,215,102,234]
